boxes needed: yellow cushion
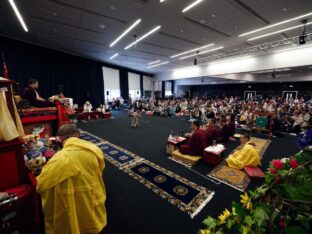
[171,150,202,165]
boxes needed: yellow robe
[0,79,25,141]
[37,137,107,234]
[226,141,260,169]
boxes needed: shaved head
[58,123,80,142]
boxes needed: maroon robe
[206,125,222,145]
[180,128,207,156]
[23,86,54,107]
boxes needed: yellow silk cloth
[226,141,260,170]
[37,137,107,234]
[0,83,25,141]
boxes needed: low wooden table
[204,144,226,165]
[166,137,186,155]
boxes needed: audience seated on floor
[205,118,221,145]
[23,79,54,107]
[180,120,207,156]
[83,101,93,113]
[226,134,260,170]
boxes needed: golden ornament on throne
[0,77,25,141]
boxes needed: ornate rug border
[125,160,215,219]
[207,137,271,192]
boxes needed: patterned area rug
[207,137,271,192]
[126,160,214,218]
[97,142,143,169]
[79,130,215,218]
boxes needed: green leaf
[252,207,269,226]
[244,215,254,226]
[226,219,235,229]
[296,214,312,230]
[202,217,217,229]
[286,226,309,234]
[232,202,246,218]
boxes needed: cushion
[244,166,265,179]
[171,150,202,165]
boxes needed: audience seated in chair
[226,134,260,170]
[23,79,54,107]
[180,121,207,156]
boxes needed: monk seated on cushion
[23,79,54,107]
[205,118,221,145]
[226,134,260,170]
[180,120,207,156]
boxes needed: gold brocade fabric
[0,85,25,141]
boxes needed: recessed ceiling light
[239,11,312,37]
[110,6,116,10]
[247,21,312,41]
[211,13,216,18]
[8,0,28,32]
[160,0,166,2]
[234,25,239,29]
[148,60,161,65]
[147,61,169,68]
[182,0,203,13]
[53,28,58,32]
[109,53,119,60]
[53,12,58,17]
[180,29,184,33]
[99,24,106,29]
[200,19,206,24]
[109,19,141,47]
[179,46,224,60]
[170,43,215,58]
[124,25,161,50]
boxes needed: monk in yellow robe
[226,134,260,169]
[37,124,107,234]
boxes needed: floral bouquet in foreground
[199,146,312,234]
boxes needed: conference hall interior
[0,0,312,233]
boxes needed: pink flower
[269,168,277,174]
[272,160,284,170]
[289,159,298,169]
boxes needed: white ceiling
[1,0,312,74]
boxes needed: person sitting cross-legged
[180,120,207,156]
[226,134,260,170]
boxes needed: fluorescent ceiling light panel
[239,12,312,37]
[124,25,161,50]
[160,0,166,2]
[274,44,312,53]
[247,22,312,41]
[109,19,141,47]
[182,0,203,13]
[109,53,119,60]
[148,60,161,65]
[8,0,28,32]
[179,46,223,60]
[147,61,169,68]
[170,43,215,58]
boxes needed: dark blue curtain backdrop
[161,81,165,98]
[140,74,144,97]
[0,36,152,106]
[119,69,129,100]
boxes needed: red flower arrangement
[272,159,284,170]
[289,159,298,168]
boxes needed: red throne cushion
[244,166,265,178]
